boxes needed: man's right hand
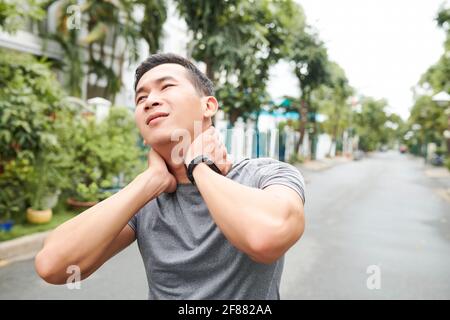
[35,148,176,285]
[147,148,177,193]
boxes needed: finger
[214,131,221,142]
[216,145,227,165]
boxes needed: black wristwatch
[185,155,221,185]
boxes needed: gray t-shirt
[128,157,306,300]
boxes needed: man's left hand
[184,126,232,176]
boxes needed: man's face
[134,63,206,147]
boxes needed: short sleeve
[128,214,138,232]
[128,200,154,235]
[254,158,306,204]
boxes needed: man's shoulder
[227,157,297,180]
[230,156,282,169]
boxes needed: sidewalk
[423,164,450,203]
[297,155,353,172]
[0,230,50,267]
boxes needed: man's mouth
[146,112,169,126]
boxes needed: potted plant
[25,152,68,225]
[66,182,101,208]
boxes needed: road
[1,151,449,299]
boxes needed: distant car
[430,153,444,166]
[399,145,407,154]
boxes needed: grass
[288,152,305,165]
[0,209,78,242]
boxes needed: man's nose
[143,96,162,112]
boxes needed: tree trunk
[205,57,214,83]
[229,109,240,126]
[87,43,93,96]
[295,99,308,154]
[328,123,339,157]
[108,25,118,102]
[328,107,341,157]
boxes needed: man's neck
[150,122,215,185]
[152,143,191,185]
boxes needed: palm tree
[136,0,167,54]
[44,0,141,102]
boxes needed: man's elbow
[35,249,68,285]
[247,237,287,264]
[247,217,305,265]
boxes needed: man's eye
[137,96,147,103]
[162,84,174,90]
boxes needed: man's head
[134,53,218,148]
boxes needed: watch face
[193,155,212,165]
[193,155,204,164]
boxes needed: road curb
[0,230,51,266]
[297,156,353,171]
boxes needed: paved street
[1,151,449,299]
[281,151,450,299]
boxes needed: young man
[35,53,306,299]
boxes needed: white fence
[216,117,356,161]
[215,117,300,161]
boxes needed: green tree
[289,27,331,153]
[412,4,449,157]
[218,0,306,124]
[136,0,167,54]
[0,0,45,33]
[174,0,241,81]
[406,95,447,151]
[420,4,450,93]
[353,97,389,152]
[314,62,353,156]
[384,113,405,148]
[176,0,306,124]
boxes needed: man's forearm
[39,169,167,274]
[193,163,296,262]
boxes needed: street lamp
[432,91,450,155]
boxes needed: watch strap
[186,155,221,185]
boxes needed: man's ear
[201,96,219,119]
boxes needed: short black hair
[134,53,214,96]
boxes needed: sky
[267,0,447,120]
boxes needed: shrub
[0,48,67,222]
[59,107,145,202]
